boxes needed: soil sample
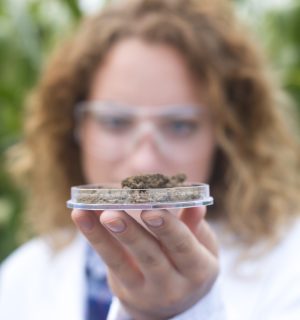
[75,173,204,205]
[121,173,186,189]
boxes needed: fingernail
[104,219,126,233]
[78,215,95,232]
[142,212,164,228]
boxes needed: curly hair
[10,0,300,248]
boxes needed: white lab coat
[1,219,300,320]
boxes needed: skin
[72,39,219,319]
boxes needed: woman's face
[79,38,216,184]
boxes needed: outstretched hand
[72,207,219,320]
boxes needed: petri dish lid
[67,183,213,210]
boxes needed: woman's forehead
[88,38,207,106]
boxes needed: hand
[72,207,219,320]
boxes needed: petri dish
[67,183,213,210]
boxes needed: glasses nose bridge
[127,119,169,168]
[131,118,161,147]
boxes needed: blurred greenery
[0,0,82,261]
[238,0,300,107]
[262,4,300,105]
[0,0,300,261]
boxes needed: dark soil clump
[121,173,186,189]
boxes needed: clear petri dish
[67,183,213,210]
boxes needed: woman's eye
[96,115,133,132]
[164,119,200,137]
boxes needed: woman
[1,0,300,319]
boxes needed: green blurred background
[1,0,300,261]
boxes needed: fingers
[72,207,218,289]
[99,210,176,283]
[195,219,219,257]
[71,209,142,287]
[178,206,206,234]
[141,208,217,279]
[180,207,219,257]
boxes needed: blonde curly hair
[10,0,300,248]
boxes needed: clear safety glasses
[75,101,213,163]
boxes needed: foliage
[238,0,300,109]
[262,2,300,106]
[0,0,82,261]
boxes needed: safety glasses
[75,101,213,163]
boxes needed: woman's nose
[126,135,167,174]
